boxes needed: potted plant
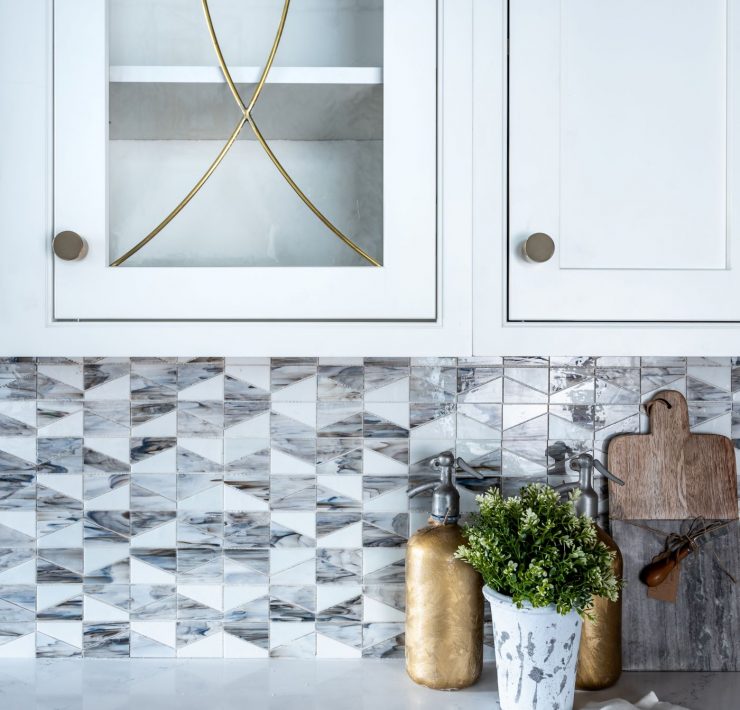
[456,483,619,710]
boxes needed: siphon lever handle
[592,458,625,486]
[407,481,437,499]
[455,457,485,479]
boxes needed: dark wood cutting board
[608,390,738,520]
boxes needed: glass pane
[107,0,384,267]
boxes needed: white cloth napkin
[581,691,691,710]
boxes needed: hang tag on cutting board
[647,564,680,603]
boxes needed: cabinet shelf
[109,65,383,86]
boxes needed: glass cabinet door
[53,0,437,320]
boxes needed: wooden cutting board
[608,390,738,520]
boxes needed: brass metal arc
[110,0,379,268]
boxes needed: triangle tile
[130,438,176,472]
[178,374,224,401]
[0,632,35,658]
[131,518,177,547]
[363,443,408,474]
[36,520,83,549]
[318,365,363,400]
[363,597,405,623]
[0,558,36,584]
[225,365,270,395]
[37,620,83,650]
[179,584,223,612]
[35,378,81,403]
[37,404,84,437]
[271,410,316,439]
[130,630,177,658]
[0,510,36,538]
[271,362,317,395]
[503,414,548,439]
[178,484,223,512]
[271,375,317,403]
[271,440,315,471]
[84,596,129,622]
[83,447,130,474]
[317,521,362,549]
[224,482,269,511]
[224,401,270,430]
[0,522,34,547]
[83,360,128,389]
[176,447,222,474]
[84,484,130,512]
[130,620,176,648]
[131,401,176,426]
[223,628,269,657]
[316,488,361,511]
[176,626,223,657]
[36,632,82,658]
[130,365,177,401]
[131,473,176,502]
[177,361,223,392]
[130,556,176,585]
[364,377,409,403]
[84,376,131,402]
[224,441,269,471]
[224,593,268,622]
[224,411,270,438]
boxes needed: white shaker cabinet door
[508,0,740,322]
[53,0,437,321]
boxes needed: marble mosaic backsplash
[0,355,737,659]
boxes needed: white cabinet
[473,0,740,355]
[55,0,436,320]
[508,0,738,322]
[0,1,473,354]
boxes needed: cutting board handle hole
[642,398,673,415]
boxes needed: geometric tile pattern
[0,355,735,658]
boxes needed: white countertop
[0,660,735,710]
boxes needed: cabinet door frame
[473,0,740,356]
[0,0,473,355]
[53,0,437,322]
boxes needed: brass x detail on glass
[110,0,381,267]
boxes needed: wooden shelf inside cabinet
[109,65,384,85]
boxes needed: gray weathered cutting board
[612,519,740,670]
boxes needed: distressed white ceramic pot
[484,586,582,710]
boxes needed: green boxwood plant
[455,483,619,616]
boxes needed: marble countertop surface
[0,660,735,710]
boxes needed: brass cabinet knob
[53,231,88,261]
[522,232,555,263]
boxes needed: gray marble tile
[317,549,361,584]
[0,364,36,400]
[0,472,35,510]
[131,361,177,401]
[362,622,404,658]
[362,514,408,547]
[409,366,457,402]
[318,365,363,400]
[177,360,223,391]
[83,622,130,657]
[224,621,269,649]
[224,513,270,548]
[270,586,316,621]
[503,356,549,367]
